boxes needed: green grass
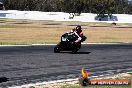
[0,18,131,26]
[0,25,23,28]
[0,25,39,28]
[0,24,44,28]
[1,18,132,27]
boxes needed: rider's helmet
[76,25,82,34]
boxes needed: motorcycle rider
[54,25,86,53]
[71,25,84,43]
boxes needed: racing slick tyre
[72,49,78,54]
[72,47,79,54]
[71,42,81,54]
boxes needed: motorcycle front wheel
[54,46,60,53]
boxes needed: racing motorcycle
[54,32,87,53]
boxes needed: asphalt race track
[0,44,132,87]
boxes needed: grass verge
[26,73,132,88]
[0,19,132,45]
[60,75,132,88]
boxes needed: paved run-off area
[0,44,132,87]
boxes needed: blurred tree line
[3,0,132,14]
